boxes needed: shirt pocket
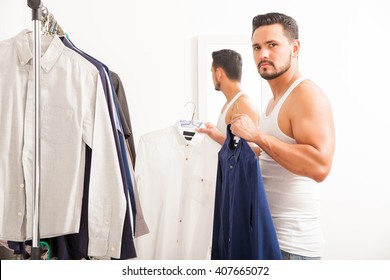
[189,174,213,205]
[41,105,74,145]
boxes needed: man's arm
[228,95,261,156]
[197,94,262,156]
[231,83,335,182]
[196,122,226,145]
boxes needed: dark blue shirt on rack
[211,125,282,260]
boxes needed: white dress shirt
[0,30,126,258]
[135,122,220,259]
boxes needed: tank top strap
[277,77,305,108]
[222,91,245,115]
[272,77,305,117]
[217,91,245,135]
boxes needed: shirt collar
[225,124,243,160]
[174,120,206,147]
[12,29,64,73]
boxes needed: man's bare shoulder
[226,93,260,125]
[235,93,260,113]
[287,79,330,110]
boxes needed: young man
[230,13,336,260]
[197,49,260,155]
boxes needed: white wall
[1,0,389,260]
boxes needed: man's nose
[258,48,269,60]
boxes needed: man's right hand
[196,122,225,145]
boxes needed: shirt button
[111,247,115,251]
[185,157,188,160]
[18,212,22,217]
[179,219,182,222]
[200,178,204,182]
[20,183,25,188]
[230,165,233,169]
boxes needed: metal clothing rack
[26,0,64,260]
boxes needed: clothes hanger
[41,6,66,36]
[182,101,201,127]
[180,101,202,141]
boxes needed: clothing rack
[26,0,64,260]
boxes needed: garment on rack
[108,71,148,238]
[135,121,220,259]
[56,36,138,259]
[0,30,127,259]
[110,71,137,166]
[66,35,140,260]
[211,125,282,260]
[125,140,149,238]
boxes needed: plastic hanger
[180,101,202,141]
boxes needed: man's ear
[215,67,223,80]
[292,39,300,57]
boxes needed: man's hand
[230,114,258,142]
[196,122,225,145]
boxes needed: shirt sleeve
[133,136,156,259]
[83,72,127,258]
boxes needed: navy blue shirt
[211,125,282,260]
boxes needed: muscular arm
[231,83,335,182]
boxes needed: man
[197,49,260,155]
[230,12,335,260]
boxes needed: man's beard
[258,57,291,80]
[214,81,221,91]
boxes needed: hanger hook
[40,5,65,36]
[184,101,196,125]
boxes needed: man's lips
[259,62,271,68]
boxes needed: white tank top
[259,77,324,257]
[216,91,245,135]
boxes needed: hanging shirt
[59,36,136,259]
[216,91,245,135]
[259,77,323,257]
[211,125,282,260]
[125,140,149,238]
[110,71,137,166]
[135,122,220,259]
[0,30,126,258]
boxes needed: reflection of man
[197,49,260,155]
[231,12,336,260]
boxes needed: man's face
[251,23,297,80]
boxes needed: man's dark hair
[212,49,242,81]
[252,12,299,42]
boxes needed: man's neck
[267,68,301,100]
[223,83,242,103]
